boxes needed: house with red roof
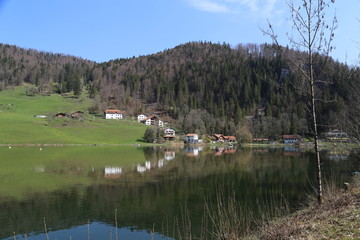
[104,109,124,119]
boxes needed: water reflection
[0,146,358,239]
[10,222,172,240]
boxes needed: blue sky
[0,0,359,64]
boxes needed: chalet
[104,109,124,119]
[224,136,237,143]
[140,116,164,127]
[164,128,176,141]
[185,133,199,144]
[137,114,147,122]
[213,134,225,142]
[214,134,237,143]
[283,135,301,144]
[325,130,350,142]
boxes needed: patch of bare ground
[247,175,360,240]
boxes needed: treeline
[0,44,95,95]
[0,42,359,140]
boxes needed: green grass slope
[0,86,147,144]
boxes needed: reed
[43,217,49,240]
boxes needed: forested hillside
[1,42,359,140]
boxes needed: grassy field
[0,86,148,144]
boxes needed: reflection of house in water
[185,146,203,157]
[253,149,269,153]
[327,150,350,161]
[104,166,122,178]
[214,147,237,156]
[164,150,176,160]
[283,147,300,156]
[137,164,147,173]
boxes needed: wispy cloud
[186,0,283,20]
[186,0,231,13]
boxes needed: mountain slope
[1,42,358,139]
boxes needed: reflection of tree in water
[0,148,357,239]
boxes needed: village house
[213,134,237,143]
[213,134,225,142]
[283,135,301,144]
[185,133,199,144]
[137,114,147,122]
[224,136,237,143]
[104,109,124,119]
[164,128,176,141]
[325,129,350,142]
[140,116,164,127]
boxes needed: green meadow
[0,86,148,144]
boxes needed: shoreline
[244,174,360,239]
[0,141,359,150]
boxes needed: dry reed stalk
[88,219,91,240]
[115,209,119,240]
[43,217,49,240]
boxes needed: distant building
[140,116,164,127]
[213,134,237,143]
[213,134,225,142]
[185,133,199,144]
[104,109,124,119]
[283,135,301,144]
[224,136,237,143]
[137,114,147,122]
[325,130,350,142]
[164,128,176,141]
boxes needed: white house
[283,135,301,144]
[164,128,176,141]
[140,116,164,127]
[185,133,199,144]
[137,114,147,122]
[104,109,124,119]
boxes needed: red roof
[224,136,237,141]
[186,134,198,137]
[105,109,123,114]
[283,135,300,139]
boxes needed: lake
[0,145,358,239]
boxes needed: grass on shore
[0,86,147,144]
[245,175,360,240]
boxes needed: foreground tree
[263,0,337,204]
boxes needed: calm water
[0,145,358,239]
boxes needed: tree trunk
[309,48,323,204]
[310,81,323,204]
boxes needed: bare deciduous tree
[262,0,337,204]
